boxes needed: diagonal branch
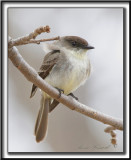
[8,45,123,131]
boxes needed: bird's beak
[85,45,94,50]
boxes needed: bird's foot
[55,87,64,98]
[68,93,79,101]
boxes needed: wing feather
[30,50,60,98]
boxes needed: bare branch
[9,36,60,46]
[8,25,51,48]
[8,45,123,131]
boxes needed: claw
[55,87,64,98]
[68,93,79,101]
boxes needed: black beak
[84,45,94,50]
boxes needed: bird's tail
[34,95,50,142]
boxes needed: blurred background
[8,8,123,152]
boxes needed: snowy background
[8,8,123,152]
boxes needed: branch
[8,25,59,48]
[104,126,117,146]
[8,26,123,139]
[9,36,60,47]
[8,48,123,131]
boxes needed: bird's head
[58,36,94,53]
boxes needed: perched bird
[30,36,94,142]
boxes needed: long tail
[34,95,50,142]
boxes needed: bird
[30,36,94,142]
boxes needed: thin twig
[9,36,60,46]
[8,25,51,48]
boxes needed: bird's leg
[55,87,64,98]
[68,93,79,101]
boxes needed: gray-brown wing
[49,99,59,112]
[30,50,60,98]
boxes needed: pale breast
[45,52,90,94]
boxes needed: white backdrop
[8,7,123,152]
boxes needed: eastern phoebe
[30,36,94,142]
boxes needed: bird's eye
[71,41,76,46]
